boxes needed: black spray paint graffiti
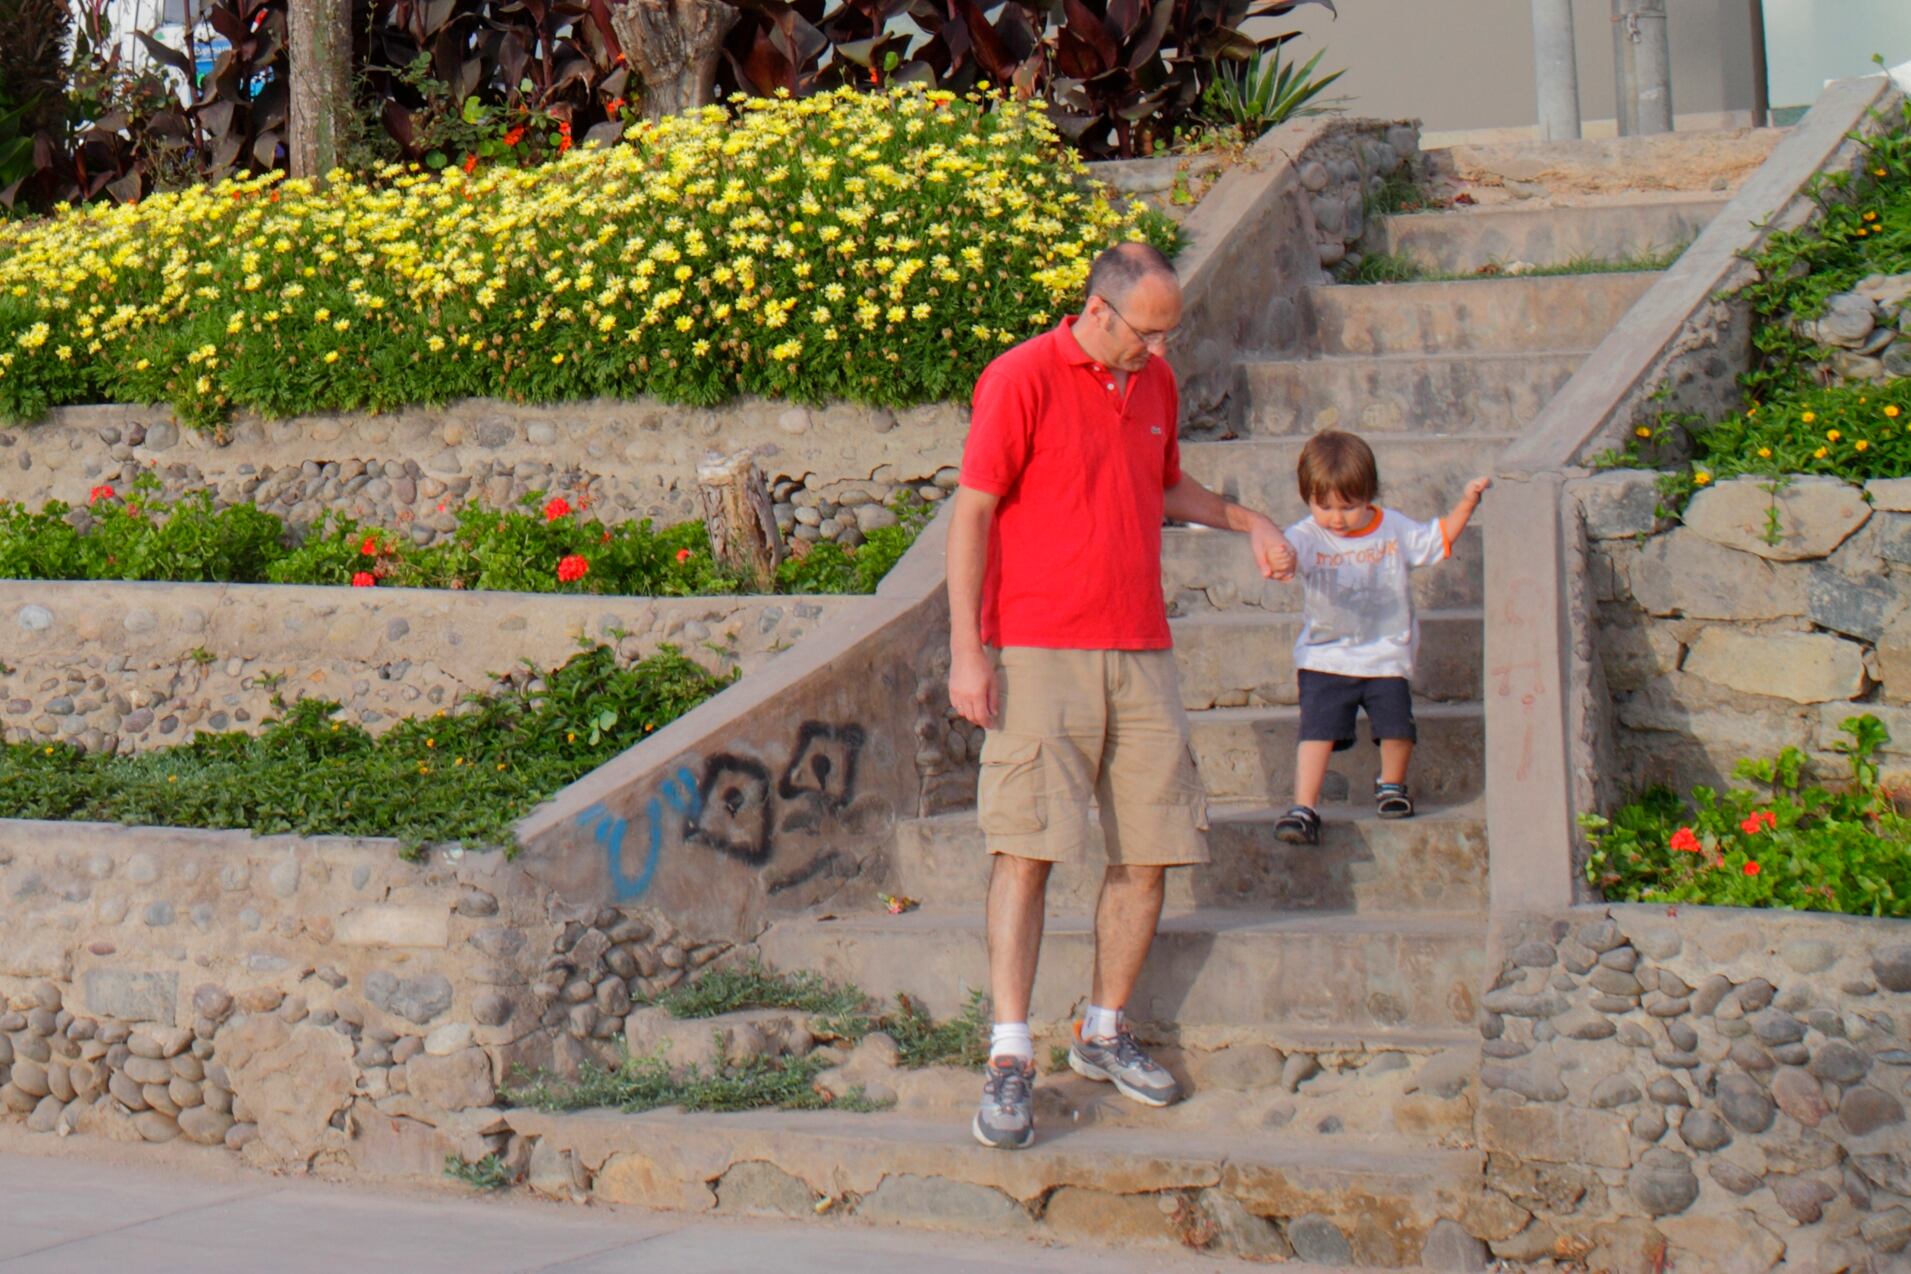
[608,721,883,898]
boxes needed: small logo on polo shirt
[1150,425,1163,435]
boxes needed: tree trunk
[288,0,352,180]
[697,449,784,591]
[609,0,738,122]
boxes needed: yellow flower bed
[0,87,1174,427]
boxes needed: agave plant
[1200,38,1346,140]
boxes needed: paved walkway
[0,1131,1389,1272]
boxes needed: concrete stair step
[1163,526,1483,613]
[1375,197,1726,274]
[759,908,1487,1035]
[1178,434,1513,525]
[889,801,1487,914]
[505,1105,1501,1266]
[1172,609,1482,709]
[1188,702,1484,807]
[1304,271,1658,355]
[1238,350,1584,437]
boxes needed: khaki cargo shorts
[977,647,1210,866]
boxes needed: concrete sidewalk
[0,1130,1394,1272]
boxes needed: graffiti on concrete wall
[587,721,889,900]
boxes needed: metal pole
[1531,0,1582,140]
[1747,0,1770,127]
[1611,0,1638,135]
[1613,0,1673,135]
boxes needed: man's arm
[1163,475,1296,581]
[947,484,1001,728]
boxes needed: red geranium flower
[88,484,115,503]
[557,554,589,583]
[1743,861,1761,876]
[544,497,572,522]
[462,152,479,175]
[360,534,381,556]
[1669,827,1701,854]
[503,127,525,148]
[1739,811,1777,835]
[351,571,376,587]
[675,548,693,563]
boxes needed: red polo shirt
[960,317,1182,651]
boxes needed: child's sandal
[1375,782,1414,820]
[1274,805,1321,846]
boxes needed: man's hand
[948,647,999,729]
[1249,516,1296,582]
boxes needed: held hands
[1250,517,1297,582]
[948,646,999,729]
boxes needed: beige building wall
[1269,0,1759,137]
[1763,0,1911,109]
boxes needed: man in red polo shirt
[948,242,1295,1150]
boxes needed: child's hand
[1250,520,1296,581]
[1464,476,1492,503]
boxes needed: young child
[1271,430,1488,846]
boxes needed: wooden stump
[608,0,739,122]
[697,449,784,591]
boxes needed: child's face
[1307,490,1375,535]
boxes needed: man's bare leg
[986,853,1053,1048]
[1089,864,1166,1011]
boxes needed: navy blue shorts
[1297,670,1417,753]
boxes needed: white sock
[989,1022,1033,1064]
[1082,1004,1121,1042]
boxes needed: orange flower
[503,127,525,147]
[463,152,479,175]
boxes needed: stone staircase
[517,193,1738,1265]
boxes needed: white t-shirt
[1284,508,1450,679]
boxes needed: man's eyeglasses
[1100,298,1181,349]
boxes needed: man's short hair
[1085,242,1176,306]
[1296,430,1380,505]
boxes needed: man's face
[1093,273,1182,372]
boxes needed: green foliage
[443,1153,513,1189]
[1364,172,1429,217]
[1198,43,1346,141]
[501,1051,884,1115]
[1582,715,1911,917]
[0,481,931,597]
[1653,102,1911,488]
[651,963,991,1069]
[0,644,729,855]
[1344,244,1689,287]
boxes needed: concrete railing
[1483,74,1907,919]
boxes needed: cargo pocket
[1180,746,1212,833]
[977,732,1048,836]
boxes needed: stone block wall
[1574,470,1911,799]
[1478,905,1911,1269]
[0,818,729,1175]
[0,400,966,548]
[0,581,852,753]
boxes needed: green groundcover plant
[1597,99,1911,490]
[1581,714,1911,918]
[0,643,728,854]
[0,477,932,596]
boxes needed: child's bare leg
[1293,740,1334,808]
[1379,738,1413,786]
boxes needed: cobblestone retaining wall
[0,399,965,548]
[1478,905,1911,1269]
[1574,470,1911,800]
[0,820,729,1176]
[0,582,853,753]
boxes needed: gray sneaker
[1069,1027,1182,1107]
[971,1057,1036,1150]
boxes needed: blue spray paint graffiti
[581,766,700,901]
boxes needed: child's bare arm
[1440,476,1491,545]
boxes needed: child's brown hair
[1296,430,1379,505]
